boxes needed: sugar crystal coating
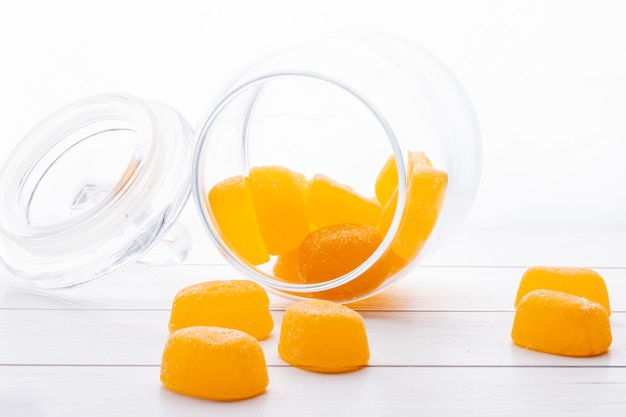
[511,289,612,357]
[161,326,268,401]
[168,280,274,340]
[306,173,382,230]
[298,223,383,282]
[514,266,610,314]
[207,175,269,265]
[248,166,310,255]
[278,300,370,373]
[292,223,397,301]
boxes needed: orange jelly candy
[514,266,611,314]
[375,151,433,206]
[207,175,269,265]
[273,247,300,283]
[168,280,274,340]
[306,173,382,230]
[511,289,612,357]
[288,223,397,301]
[378,163,448,262]
[278,299,370,373]
[161,326,269,401]
[248,166,310,255]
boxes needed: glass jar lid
[0,94,194,288]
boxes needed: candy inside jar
[192,33,481,303]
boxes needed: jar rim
[192,70,408,294]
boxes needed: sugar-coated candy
[208,152,445,300]
[375,151,433,207]
[514,266,610,314]
[208,175,269,265]
[161,326,269,401]
[511,289,612,357]
[306,174,382,230]
[278,300,370,373]
[290,223,397,301]
[298,223,383,282]
[378,163,447,262]
[168,280,274,340]
[248,166,310,255]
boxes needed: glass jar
[0,94,194,288]
[192,33,481,303]
[0,34,480,300]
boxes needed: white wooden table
[1,224,625,416]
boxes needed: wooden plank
[1,309,624,368]
[184,226,626,268]
[350,266,626,312]
[2,228,625,416]
[1,365,625,417]
[2,264,625,313]
[426,227,626,268]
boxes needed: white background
[1,0,625,231]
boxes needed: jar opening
[193,70,407,296]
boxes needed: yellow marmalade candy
[375,151,433,206]
[168,280,274,341]
[514,266,610,314]
[511,289,611,357]
[207,175,269,265]
[377,162,448,262]
[306,173,381,230]
[278,299,370,373]
[161,326,269,401]
[289,223,398,301]
[248,165,310,256]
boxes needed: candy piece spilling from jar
[207,175,269,265]
[274,223,402,301]
[247,165,311,256]
[278,299,370,373]
[161,326,269,401]
[168,280,274,341]
[514,266,611,314]
[511,289,612,357]
[306,174,382,230]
